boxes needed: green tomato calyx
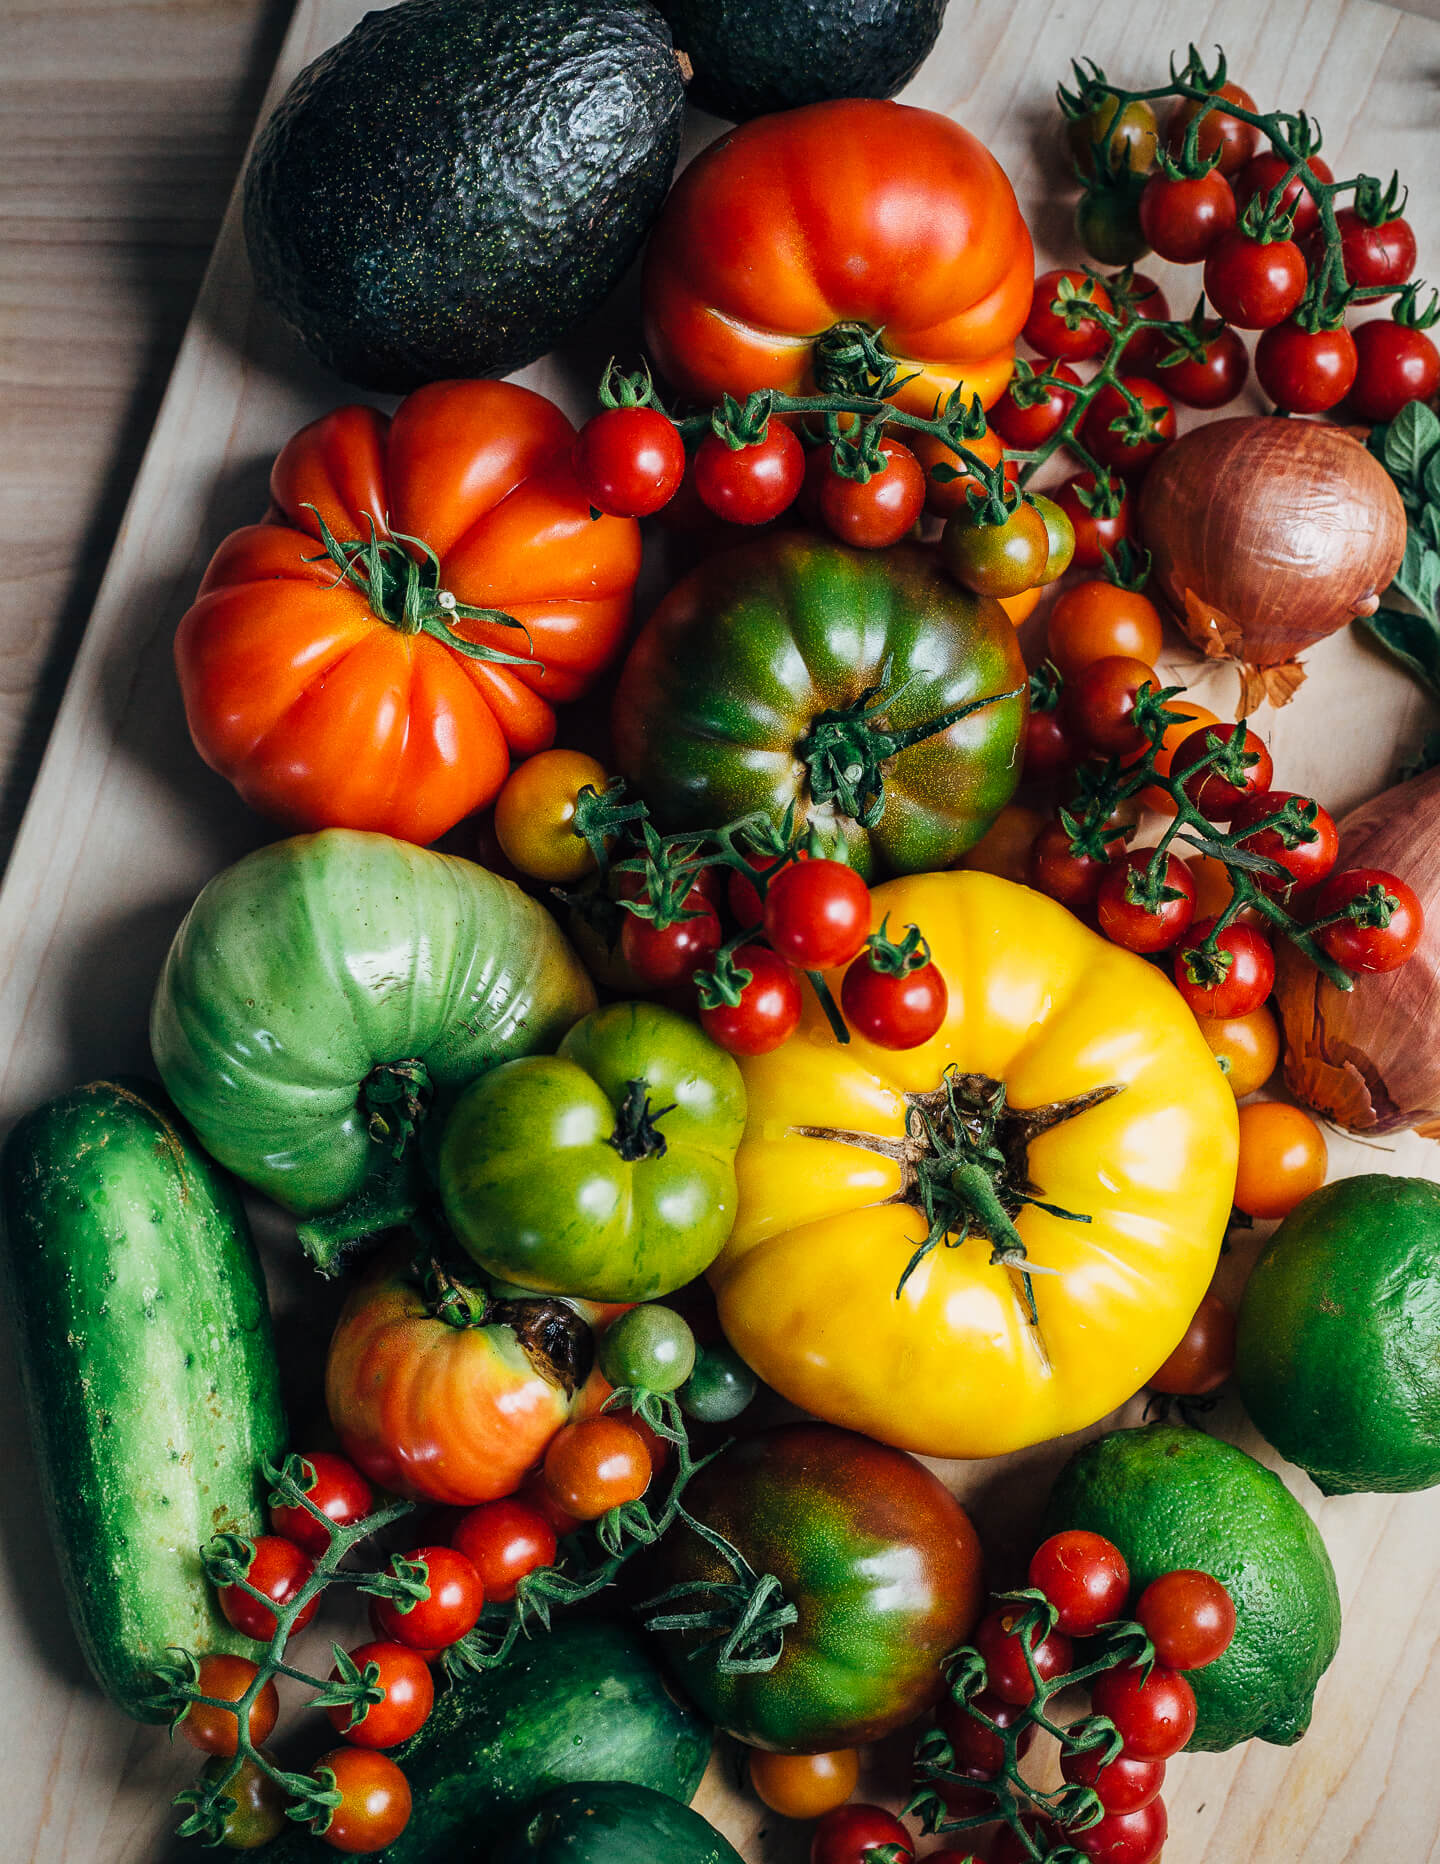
[606,1077,676,1163]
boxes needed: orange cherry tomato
[314,1748,412,1854]
[907,425,1018,518]
[959,803,1047,885]
[542,1417,652,1521]
[1133,702,1219,813]
[748,1747,861,1819]
[998,586,1042,628]
[493,749,609,883]
[175,384,642,846]
[1186,854,1263,927]
[180,1656,279,1757]
[1046,580,1164,678]
[1195,1005,1280,1100]
[1233,1102,1328,1220]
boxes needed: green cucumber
[491,1783,744,1864]
[264,1618,712,1861]
[0,1079,286,1720]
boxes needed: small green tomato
[679,1343,759,1423]
[599,1304,697,1394]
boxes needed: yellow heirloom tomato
[711,871,1238,1458]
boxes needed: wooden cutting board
[0,1,1437,1858]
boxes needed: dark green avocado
[660,0,947,121]
[243,0,686,391]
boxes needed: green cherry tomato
[1076,175,1151,266]
[940,500,1051,599]
[1031,494,1077,585]
[678,1342,758,1422]
[599,1304,698,1393]
[204,1752,288,1851]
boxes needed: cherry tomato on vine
[1023,269,1115,361]
[1066,655,1159,756]
[1047,582,1164,678]
[1255,320,1357,413]
[1029,818,1115,911]
[451,1498,558,1603]
[818,438,926,548]
[1149,322,1250,409]
[1115,271,1172,328]
[1336,206,1418,289]
[327,1642,434,1749]
[1053,474,1133,570]
[1097,851,1197,954]
[493,749,609,885]
[1165,81,1260,176]
[940,499,1052,599]
[1091,1662,1197,1760]
[1079,378,1176,477]
[1195,1003,1280,1099]
[937,1688,1037,1774]
[728,850,803,929]
[1067,94,1160,177]
[1132,703,1219,814]
[989,363,1082,450]
[1173,918,1275,1019]
[693,422,805,525]
[1229,790,1338,895]
[1349,319,1440,423]
[809,1803,915,1864]
[313,1747,412,1854]
[1032,494,1077,584]
[1061,1746,1165,1817]
[571,405,687,518]
[749,1747,859,1820]
[1135,1570,1237,1672]
[180,1655,279,1756]
[961,803,1046,884]
[700,945,804,1055]
[1313,867,1424,973]
[990,1816,1061,1864]
[1072,1797,1169,1864]
[841,948,948,1050]
[1233,1101,1327,1219]
[906,425,1017,518]
[268,1452,374,1559]
[1028,1529,1130,1636]
[974,1606,1074,1706]
[1024,707,1076,780]
[620,895,723,990]
[372,1546,483,1651]
[1077,186,1150,269]
[202,1751,287,1850]
[1171,722,1274,819]
[1233,150,1333,238]
[1203,231,1308,330]
[763,858,872,970]
[1138,169,1237,263]
[514,1470,583,1541]
[217,1535,318,1642]
[542,1417,652,1521]
[1149,1290,1237,1395]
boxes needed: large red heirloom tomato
[175,380,642,845]
[642,100,1034,418]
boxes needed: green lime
[1236,1174,1440,1495]
[1045,1423,1340,1751]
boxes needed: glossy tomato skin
[543,1416,652,1519]
[763,859,873,972]
[1029,1530,1130,1636]
[1098,852,1196,954]
[1091,1664,1197,1760]
[810,1803,914,1864]
[1054,475,1133,570]
[989,364,1082,449]
[218,1537,317,1643]
[1255,321,1357,414]
[643,100,1034,419]
[1148,323,1249,409]
[841,955,948,1050]
[1138,170,1237,263]
[1172,724,1274,819]
[937,1688,1037,1773]
[1072,1797,1168,1864]
[750,1749,859,1820]
[1136,1570,1237,1671]
[1230,790,1338,895]
[701,946,804,1056]
[176,385,642,845]
[974,1607,1074,1705]
[571,406,686,518]
[326,1642,434,1748]
[650,1424,984,1751]
[1067,655,1159,756]
[1047,583,1163,677]
[1061,1746,1165,1816]
[1025,270,1115,361]
[373,1546,483,1650]
[1203,233,1308,330]
[1024,708,1075,779]
[1028,818,1114,911]
[1173,919,1276,1020]
[1164,82,1259,175]
[819,439,926,548]
[1349,320,1440,422]
[1149,1291,1236,1395]
[451,1499,557,1602]
[1079,379,1176,477]
[493,749,608,886]
[694,424,805,525]
[270,1452,374,1557]
[313,1748,411,1854]
[181,1656,279,1756]
[941,501,1051,599]
[1336,208,1417,288]
[1313,867,1424,973]
[612,536,1027,879]
[1233,151,1333,237]
[1196,1004,1280,1098]
[1233,1102,1327,1220]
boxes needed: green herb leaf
[1382,400,1440,491]
[1359,607,1440,704]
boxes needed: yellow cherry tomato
[1195,1006,1280,1100]
[713,872,1237,1459]
[958,802,1046,885]
[493,749,608,883]
[748,1747,859,1819]
[998,585,1042,627]
[1233,1101,1327,1220]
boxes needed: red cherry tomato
[180,1655,279,1756]
[1135,1569,1237,1671]
[1090,1662,1197,1760]
[1149,1291,1237,1395]
[620,897,723,990]
[840,949,948,1050]
[763,859,872,970]
[989,363,1083,450]
[1028,817,1114,911]
[1336,207,1418,288]
[974,1606,1074,1706]
[542,1416,652,1520]
[1229,790,1338,894]
[1171,722,1274,819]
[217,1536,318,1643]
[991,1818,1062,1864]
[451,1498,557,1603]
[1098,851,1197,954]
[1350,318,1440,423]
[1024,707,1076,780]
[1255,320,1357,413]
[1067,655,1159,756]
[1203,231,1308,329]
[1138,169,1237,263]
[1313,867,1424,973]
[728,850,806,929]
[937,1688,1037,1774]
[312,1747,412,1854]
[1053,475,1132,570]
[1024,269,1115,361]
[1172,918,1276,1019]
[1079,378,1176,478]
[1165,81,1260,175]
[1028,1530,1130,1636]
[1061,1746,1165,1816]
[1072,1796,1168,1864]
[1148,322,1249,409]
[693,422,805,525]
[270,1453,374,1558]
[700,945,804,1055]
[818,438,926,549]
[326,1642,434,1749]
[809,1803,915,1864]
[571,405,686,518]
[1233,150,1334,237]
[372,1546,483,1652]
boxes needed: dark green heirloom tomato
[150,829,595,1253]
[438,1003,747,1303]
[645,1423,985,1752]
[611,535,1027,879]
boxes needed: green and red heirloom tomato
[325,1243,592,1506]
[150,830,595,1245]
[174,381,642,845]
[611,536,1027,878]
[438,1003,746,1302]
[647,1424,984,1752]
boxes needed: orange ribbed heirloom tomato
[175,380,642,844]
[642,100,1034,418]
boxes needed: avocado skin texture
[244,0,685,391]
[661,0,947,120]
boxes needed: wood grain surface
[2,2,1440,1861]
